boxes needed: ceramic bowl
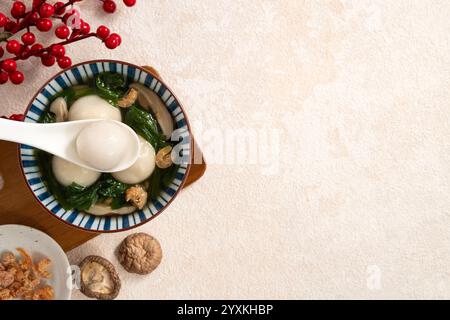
[19,60,192,232]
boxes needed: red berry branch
[0,0,136,85]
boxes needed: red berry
[103,0,117,13]
[105,36,119,49]
[21,46,32,58]
[110,33,121,45]
[57,56,72,69]
[39,3,55,18]
[0,13,7,28]
[5,21,17,32]
[50,44,65,57]
[0,47,4,58]
[123,0,136,6]
[41,53,56,67]
[11,1,26,19]
[31,43,44,56]
[36,18,53,32]
[18,46,31,59]
[9,114,25,121]
[2,59,17,73]
[9,71,24,85]
[55,25,70,39]
[21,32,36,45]
[6,40,21,55]
[96,25,110,39]
[80,20,90,34]
[29,11,40,23]
[54,2,66,15]
[0,72,9,85]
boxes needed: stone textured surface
[1,0,450,299]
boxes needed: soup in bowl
[20,60,192,232]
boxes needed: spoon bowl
[0,118,140,172]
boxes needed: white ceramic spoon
[0,118,140,173]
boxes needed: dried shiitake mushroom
[125,185,148,210]
[118,233,162,275]
[156,145,173,169]
[79,256,121,300]
[117,88,138,108]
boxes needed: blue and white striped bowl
[19,60,192,232]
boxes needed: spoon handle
[0,118,71,155]
[0,118,49,145]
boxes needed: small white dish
[0,224,72,300]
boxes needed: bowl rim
[17,59,193,233]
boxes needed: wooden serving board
[0,66,206,252]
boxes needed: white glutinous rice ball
[52,156,101,187]
[68,95,121,121]
[112,136,156,184]
[76,121,131,171]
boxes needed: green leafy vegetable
[149,168,163,200]
[111,195,127,210]
[40,111,56,124]
[63,174,130,211]
[124,105,167,150]
[149,165,178,200]
[95,72,127,106]
[162,165,179,188]
[98,174,130,198]
[65,182,101,211]
[96,72,125,92]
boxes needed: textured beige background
[1,0,450,299]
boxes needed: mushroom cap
[118,233,162,275]
[79,255,121,300]
[156,145,173,169]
